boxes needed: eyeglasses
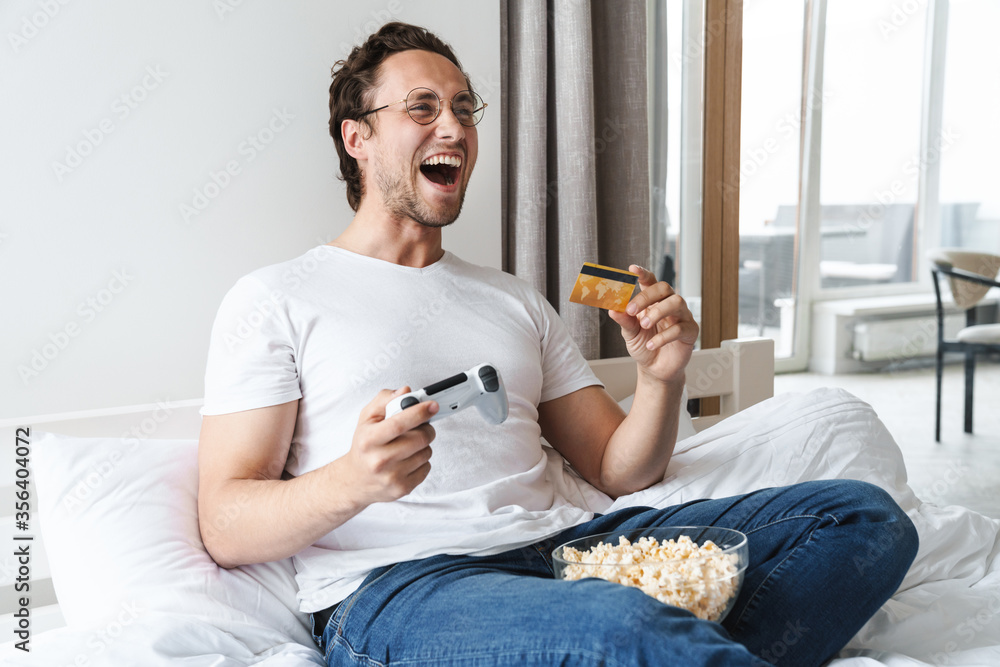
[358,87,487,127]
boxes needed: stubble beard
[373,159,466,229]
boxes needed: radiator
[852,315,963,363]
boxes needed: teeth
[421,154,462,168]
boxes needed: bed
[4,337,1000,665]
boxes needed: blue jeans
[310,480,917,666]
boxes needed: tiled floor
[774,360,1000,519]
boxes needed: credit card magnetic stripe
[579,263,639,284]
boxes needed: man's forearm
[199,458,363,569]
[598,371,685,497]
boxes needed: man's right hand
[341,387,438,507]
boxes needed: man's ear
[342,119,369,161]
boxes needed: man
[198,22,917,666]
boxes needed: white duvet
[5,388,1000,666]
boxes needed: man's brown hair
[329,22,472,211]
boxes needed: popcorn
[559,534,740,621]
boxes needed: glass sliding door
[737,0,807,358]
[651,0,986,370]
[817,0,926,292]
[650,0,705,344]
[937,0,1000,252]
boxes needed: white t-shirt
[201,246,604,612]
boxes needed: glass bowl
[552,526,748,622]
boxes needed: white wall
[0,0,502,421]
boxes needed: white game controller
[385,363,509,424]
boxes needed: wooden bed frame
[590,337,775,430]
[1,337,775,635]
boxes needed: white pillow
[32,432,315,653]
[617,386,698,442]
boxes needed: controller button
[479,366,499,392]
[400,396,419,410]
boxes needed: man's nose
[433,102,467,140]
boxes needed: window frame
[779,0,949,372]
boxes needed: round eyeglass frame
[357,87,487,127]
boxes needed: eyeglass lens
[405,88,484,127]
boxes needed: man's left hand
[607,265,699,384]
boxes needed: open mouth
[420,154,462,187]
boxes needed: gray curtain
[501,0,651,360]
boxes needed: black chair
[930,251,1000,442]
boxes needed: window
[735,0,985,368]
[818,0,925,291]
[937,0,1000,250]
[651,0,705,339]
[650,1,990,368]
[736,0,805,357]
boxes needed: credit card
[568,263,639,312]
